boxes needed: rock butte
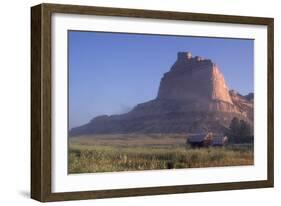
[70,52,253,135]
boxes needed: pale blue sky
[68,31,254,129]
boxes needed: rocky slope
[70,52,253,136]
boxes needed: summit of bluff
[70,52,253,136]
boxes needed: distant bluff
[157,52,233,104]
[70,52,253,136]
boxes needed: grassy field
[68,134,253,174]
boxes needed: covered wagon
[212,136,228,147]
[186,133,213,148]
[187,133,228,148]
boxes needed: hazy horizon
[68,31,254,129]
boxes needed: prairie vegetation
[68,134,253,174]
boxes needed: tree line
[226,117,253,144]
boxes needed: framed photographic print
[31,3,274,202]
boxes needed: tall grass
[68,143,253,173]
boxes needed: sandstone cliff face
[157,52,233,105]
[70,52,253,136]
[229,90,254,121]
